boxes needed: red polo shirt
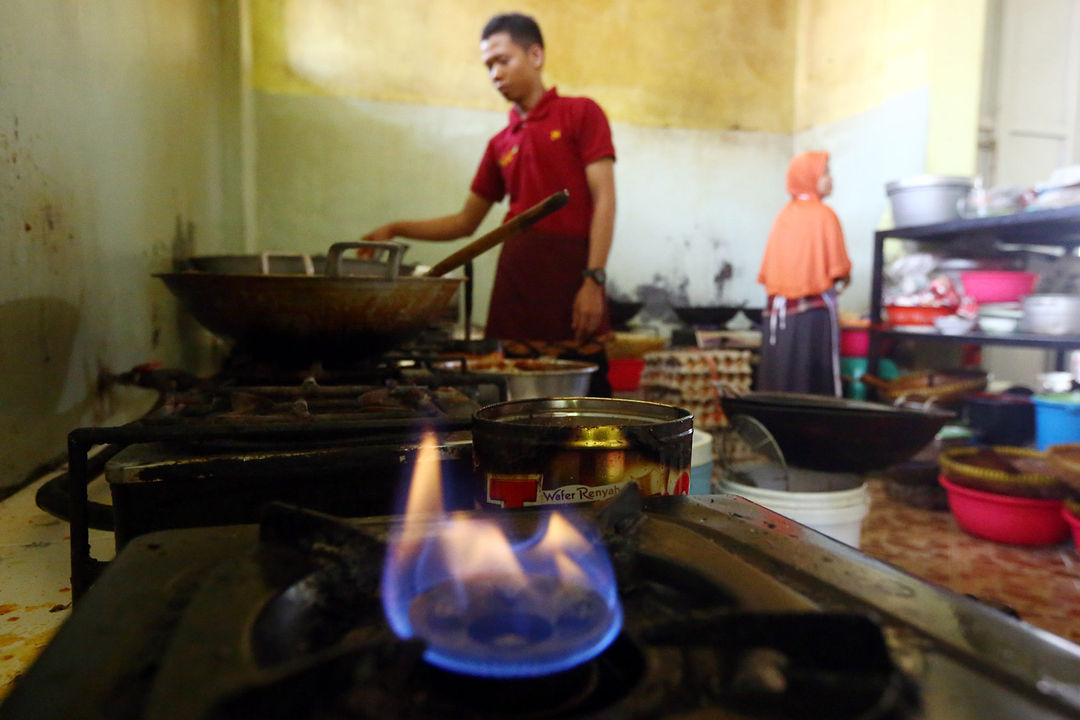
[470,88,615,342]
[471,87,615,236]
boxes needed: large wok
[157,191,569,357]
[719,391,954,473]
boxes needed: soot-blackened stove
[7,491,1080,720]
[37,355,506,596]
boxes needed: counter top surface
[859,477,1080,645]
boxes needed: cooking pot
[156,191,569,357]
[1019,294,1080,335]
[718,391,954,473]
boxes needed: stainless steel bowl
[459,358,598,400]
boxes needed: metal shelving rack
[867,205,1080,377]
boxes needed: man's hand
[572,280,605,344]
[362,224,397,243]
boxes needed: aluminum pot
[885,175,972,227]
[472,397,693,509]
[1019,294,1080,335]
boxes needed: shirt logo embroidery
[550,129,562,141]
[499,146,518,167]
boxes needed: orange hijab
[757,151,851,299]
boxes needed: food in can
[472,397,693,509]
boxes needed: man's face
[480,32,542,104]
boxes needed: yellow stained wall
[250,0,797,133]
[795,0,986,173]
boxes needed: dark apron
[485,231,611,342]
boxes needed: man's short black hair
[481,13,544,49]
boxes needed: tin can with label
[472,398,693,509]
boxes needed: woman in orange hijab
[757,151,851,395]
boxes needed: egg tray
[939,446,1069,500]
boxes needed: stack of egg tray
[640,348,756,430]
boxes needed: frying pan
[157,190,569,357]
[719,391,954,473]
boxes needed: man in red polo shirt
[362,12,616,395]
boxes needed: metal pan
[719,391,955,473]
[156,191,569,357]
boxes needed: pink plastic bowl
[959,270,1038,304]
[1064,505,1080,553]
[939,474,1069,546]
[840,328,869,357]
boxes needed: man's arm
[363,192,494,242]
[572,157,616,343]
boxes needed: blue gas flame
[381,506,622,678]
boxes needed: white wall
[796,87,931,314]
[0,1,240,490]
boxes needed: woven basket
[861,370,987,406]
[1046,443,1080,495]
[940,446,1067,499]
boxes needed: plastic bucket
[1032,393,1080,450]
[689,430,714,494]
[720,478,870,547]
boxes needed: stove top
[40,360,506,596]
[6,492,1080,720]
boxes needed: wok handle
[425,189,570,278]
[325,241,405,278]
[258,251,316,275]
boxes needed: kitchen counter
[860,477,1080,645]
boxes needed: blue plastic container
[1032,393,1080,450]
[689,430,714,494]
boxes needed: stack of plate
[977,302,1022,334]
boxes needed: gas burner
[9,493,1080,719]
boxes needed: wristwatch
[583,267,607,286]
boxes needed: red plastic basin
[884,305,953,327]
[960,270,1038,304]
[608,357,646,392]
[939,474,1069,546]
[1064,505,1080,554]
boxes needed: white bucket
[720,478,871,548]
[689,430,714,494]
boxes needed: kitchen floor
[1,473,1079,702]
